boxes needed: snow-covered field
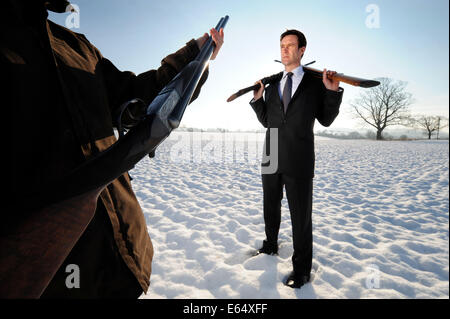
[132,132,449,299]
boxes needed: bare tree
[351,77,413,140]
[409,115,449,139]
[436,116,449,140]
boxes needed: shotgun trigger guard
[116,98,146,139]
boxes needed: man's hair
[280,29,307,48]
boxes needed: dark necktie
[282,72,293,113]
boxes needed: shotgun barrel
[226,64,380,102]
[227,72,282,102]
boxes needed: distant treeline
[175,126,448,140]
[316,130,449,141]
[177,127,266,133]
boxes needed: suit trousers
[262,173,313,275]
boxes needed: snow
[132,132,449,299]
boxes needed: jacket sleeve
[96,39,208,127]
[249,97,268,128]
[315,86,344,127]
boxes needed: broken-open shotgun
[0,15,229,299]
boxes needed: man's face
[280,35,305,67]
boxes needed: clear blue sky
[49,0,449,132]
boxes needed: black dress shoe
[254,240,278,256]
[285,272,311,288]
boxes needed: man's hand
[196,28,224,60]
[322,69,340,91]
[253,80,264,101]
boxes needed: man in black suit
[250,29,343,288]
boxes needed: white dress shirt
[250,65,305,103]
[278,65,304,99]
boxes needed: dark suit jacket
[250,71,343,178]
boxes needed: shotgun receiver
[0,15,229,298]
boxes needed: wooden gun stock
[302,66,380,88]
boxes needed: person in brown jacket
[1,0,224,298]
